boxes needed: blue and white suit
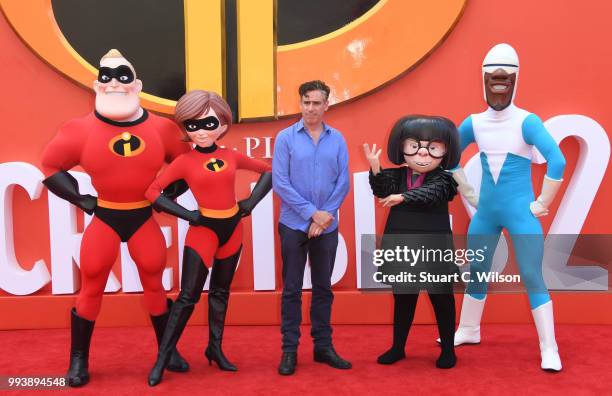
[452,43,565,371]
[460,105,566,309]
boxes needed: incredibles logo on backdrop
[108,132,145,157]
[1,0,466,121]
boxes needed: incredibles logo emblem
[1,0,465,120]
[108,132,145,157]
[205,158,227,173]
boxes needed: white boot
[532,301,562,372]
[437,294,486,346]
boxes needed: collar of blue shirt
[296,118,332,136]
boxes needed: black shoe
[205,344,237,371]
[377,347,406,365]
[435,349,457,369]
[151,299,190,373]
[66,308,95,387]
[278,352,297,375]
[313,347,352,369]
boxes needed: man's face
[93,57,142,120]
[300,90,329,125]
[484,68,516,111]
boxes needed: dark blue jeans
[279,223,338,352]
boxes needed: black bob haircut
[298,80,330,100]
[387,115,461,170]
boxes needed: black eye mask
[97,65,135,84]
[183,116,220,132]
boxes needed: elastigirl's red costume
[146,144,271,264]
[146,139,272,385]
[41,110,191,386]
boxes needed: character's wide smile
[105,91,127,96]
[491,83,510,93]
[415,162,431,167]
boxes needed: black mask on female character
[183,116,220,132]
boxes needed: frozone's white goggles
[482,63,519,74]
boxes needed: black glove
[42,171,97,214]
[161,179,189,200]
[152,195,201,225]
[238,172,272,217]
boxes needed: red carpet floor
[0,324,610,395]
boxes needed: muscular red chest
[79,116,166,202]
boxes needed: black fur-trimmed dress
[369,166,458,367]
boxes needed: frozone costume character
[146,90,272,386]
[450,43,566,371]
[365,116,460,369]
[40,49,190,387]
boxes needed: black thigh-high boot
[67,308,95,387]
[148,247,209,386]
[429,292,456,368]
[377,293,418,364]
[150,299,190,372]
[205,247,241,371]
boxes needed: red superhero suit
[146,89,273,386]
[41,110,193,385]
[42,110,190,319]
[41,49,192,388]
[146,143,271,265]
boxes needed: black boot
[429,293,457,369]
[151,299,190,373]
[377,294,417,365]
[205,248,241,371]
[66,308,95,387]
[148,247,209,386]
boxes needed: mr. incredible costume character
[145,90,272,386]
[450,44,565,371]
[41,49,191,387]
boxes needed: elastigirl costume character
[364,116,461,369]
[146,90,272,386]
[451,43,566,371]
[40,49,190,387]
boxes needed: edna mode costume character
[40,50,190,387]
[365,116,461,369]
[450,44,566,371]
[146,90,272,386]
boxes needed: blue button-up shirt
[272,119,350,233]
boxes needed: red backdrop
[1,0,610,329]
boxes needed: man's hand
[312,210,334,229]
[308,222,325,238]
[379,194,404,208]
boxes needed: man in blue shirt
[272,80,351,375]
